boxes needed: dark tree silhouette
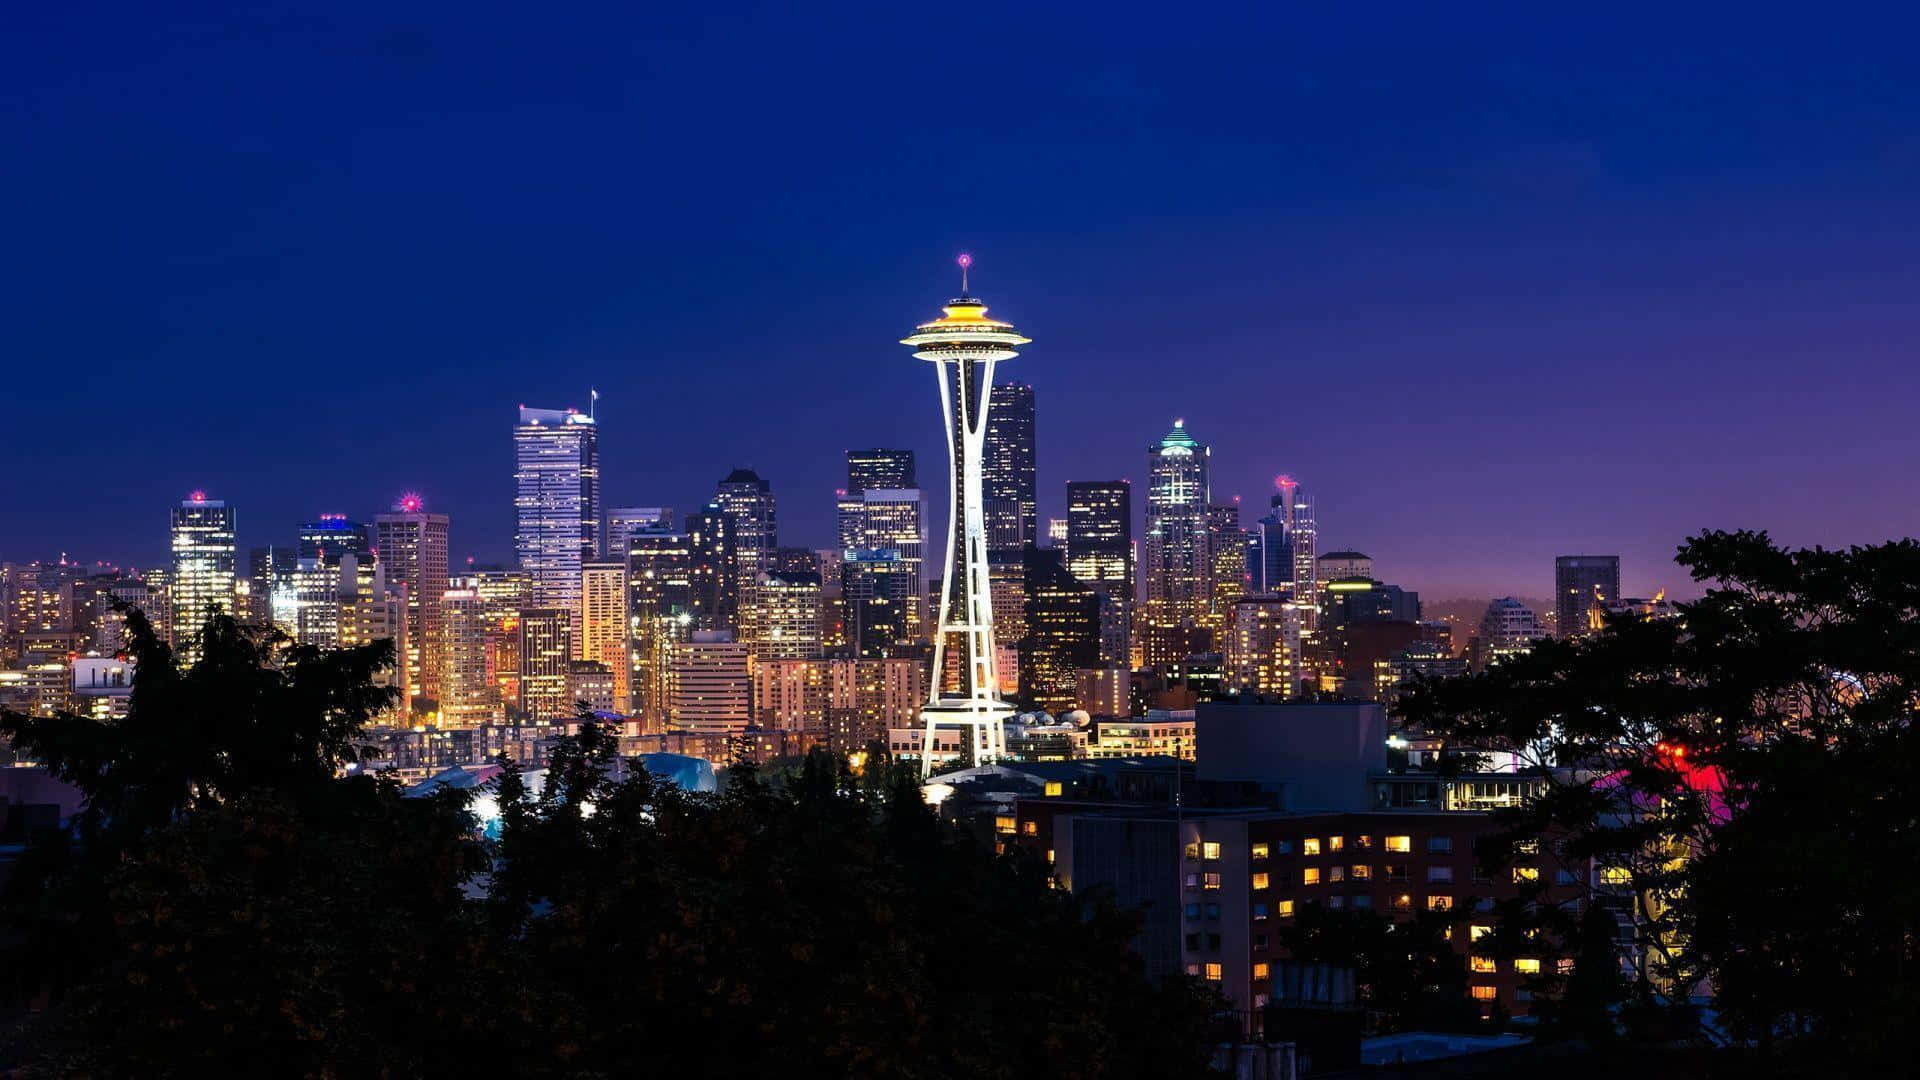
[1399,530,1920,1068]
[2,615,1221,1077]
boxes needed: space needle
[903,255,1030,777]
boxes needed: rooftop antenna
[957,252,972,296]
[590,387,599,422]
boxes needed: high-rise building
[1245,494,1291,597]
[980,382,1037,553]
[518,607,574,722]
[627,529,696,728]
[843,549,915,659]
[1317,550,1372,582]
[1225,596,1300,697]
[440,586,500,724]
[1065,481,1134,668]
[513,405,601,630]
[1020,550,1100,717]
[457,567,531,715]
[756,569,823,661]
[669,630,753,734]
[847,488,926,619]
[374,497,450,704]
[1141,421,1211,667]
[1555,555,1621,639]
[580,560,629,712]
[606,507,672,563]
[1207,502,1246,631]
[846,449,916,494]
[290,516,374,649]
[169,493,237,661]
[714,468,777,640]
[1473,597,1549,670]
[907,258,1028,773]
[684,504,731,632]
[1276,478,1317,630]
[337,560,410,720]
[247,545,296,631]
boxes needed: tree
[0,610,489,1074]
[1277,902,1477,1032]
[1399,530,1920,1067]
[2,617,1222,1076]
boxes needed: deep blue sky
[8,1,1920,598]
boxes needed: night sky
[9,2,1920,599]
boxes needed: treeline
[0,611,1219,1078]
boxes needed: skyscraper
[1555,555,1621,639]
[1065,480,1134,667]
[169,492,236,661]
[906,257,1028,773]
[714,468,777,641]
[980,382,1037,552]
[374,496,450,704]
[518,607,574,722]
[669,630,753,734]
[846,448,916,493]
[626,528,696,728]
[247,544,296,631]
[1141,421,1211,666]
[580,560,629,711]
[1020,550,1100,717]
[757,569,823,661]
[292,516,372,648]
[1276,477,1317,629]
[513,405,601,628]
[606,506,672,563]
[842,549,915,659]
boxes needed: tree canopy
[1399,530,1920,1070]
[1,611,1219,1077]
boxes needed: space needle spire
[902,255,1030,777]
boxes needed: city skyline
[13,7,1920,599]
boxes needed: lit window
[1329,836,1345,853]
[1302,838,1322,856]
[1044,781,1063,797]
[1252,872,1271,890]
[1329,866,1346,883]
[1203,842,1222,860]
[1600,866,1631,885]
[1470,925,1492,941]
[994,816,1016,835]
[1514,958,1542,974]
[1021,820,1037,836]
[1046,849,1055,864]
[1514,866,1540,883]
[1385,835,1411,853]
[1303,868,1321,885]
[1186,963,1201,976]
[1351,865,1371,880]
[1356,835,1373,849]
[1253,902,1270,920]
[1428,895,1453,911]
[1185,843,1201,860]
[1252,962,1270,980]
[1279,900,1295,917]
[1391,893,1412,911]
[1471,956,1497,973]
[1203,872,1222,890]
[1328,896,1345,909]
[1471,986,1498,1002]
[1517,840,1540,856]
[1204,963,1223,981]
[1251,843,1270,861]
[1274,840,1294,855]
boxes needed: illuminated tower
[903,255,1029,775]
[169,491,237,662]
[374,495,449,704]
